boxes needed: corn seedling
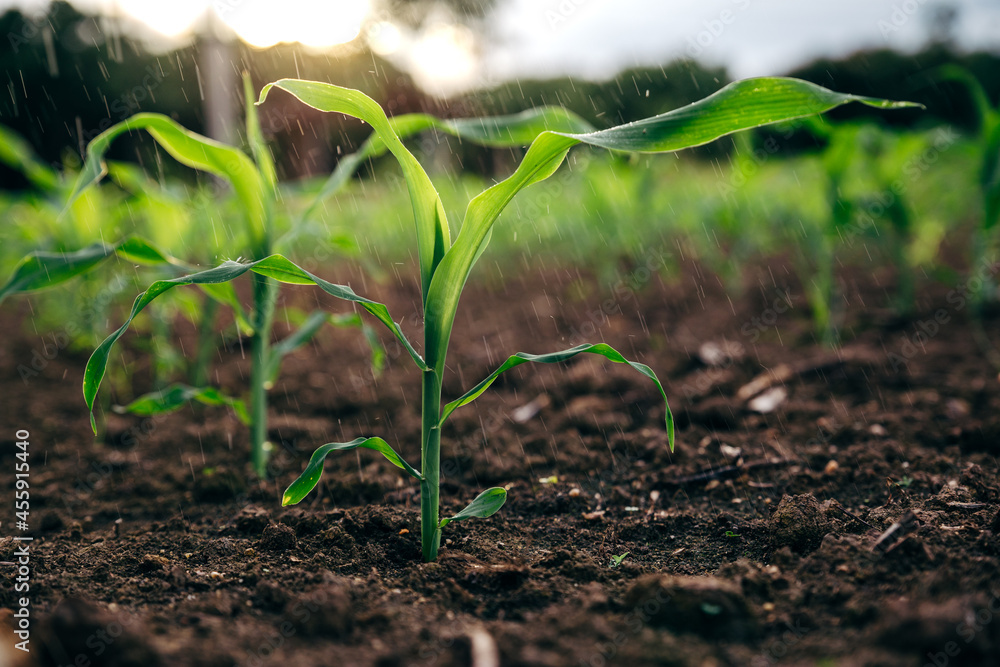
[74,76,910,561]
[609,552,630,568]
[2,75,387,475]
[858,128,947,316]
[932,67,1000,307]
[795,117,866,346]
[70,78,594,477]
[252,77,912,561]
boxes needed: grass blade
[438,487,507,529]
[67,112,268,250]
[83,255,423,432]
[439,342,674,450]
[114,383,250,424]
[282,436,422,506]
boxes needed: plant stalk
[420,368,442,561]
[190,295,219,387]
[249,272,277,478]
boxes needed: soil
[1,250,999,667]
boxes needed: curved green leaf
[258,79,450,299]
[438,487,507,529]
[114,383,250,424]
[83,254,423,432]
[439,342,674,450]
[243,73,277,192]
[265,309,331,386]
[423,78,920,371]
[67,112,268,250]
[196,281,254,335]
[331,312,386,376]
[282,436,422,506]
[0,237,252,332]
[264,309,389,388]
[0,123,60,191]
[0,238,177,305]
[295,106,594,228]
[249,255,425,369]
[930,65,998,133]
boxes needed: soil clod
[769,493,831,553]
[259,522,297,552]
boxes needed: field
[1,67,999,667]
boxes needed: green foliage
[609,552,630,568]
[114,384,251,425]
[261,76,913,562]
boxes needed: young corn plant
[259,77,912,561]
[73,78,594,476]
[859,128,947,317]
[933,66,1000,305]
[82,76,912,561]
[5,75,386,474]
[928,66,1000,367]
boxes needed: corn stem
[190,295,219,387]
[250,273,277,477]
[420,368,442,561]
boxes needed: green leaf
[243,73,277,192]
[67,112,268,251]
[438,487,507,529]
[439,342,674,450]
[294,106,594,235]
[331,312,386,375]
[265,310,331,386]
[282,436,422,506]
[0,123,60,191]
[929,65,998,133]
[83,254,423,432]
[196,281,254,335]
[258,79,450,300]
[0,238,178,305]
[115,383,250,424]
[249,255,425,369]
[423,78,920,371]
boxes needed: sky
[2,0,999,95]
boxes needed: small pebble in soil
[259,522,297,552]
[769,493,831,554]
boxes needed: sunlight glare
[410,23,478,95]
[219,0,370,48]
[116,0,207,37]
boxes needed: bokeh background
[1,0,998,185]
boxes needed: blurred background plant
[0,0,996,389]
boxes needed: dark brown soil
[2,253,999,667]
